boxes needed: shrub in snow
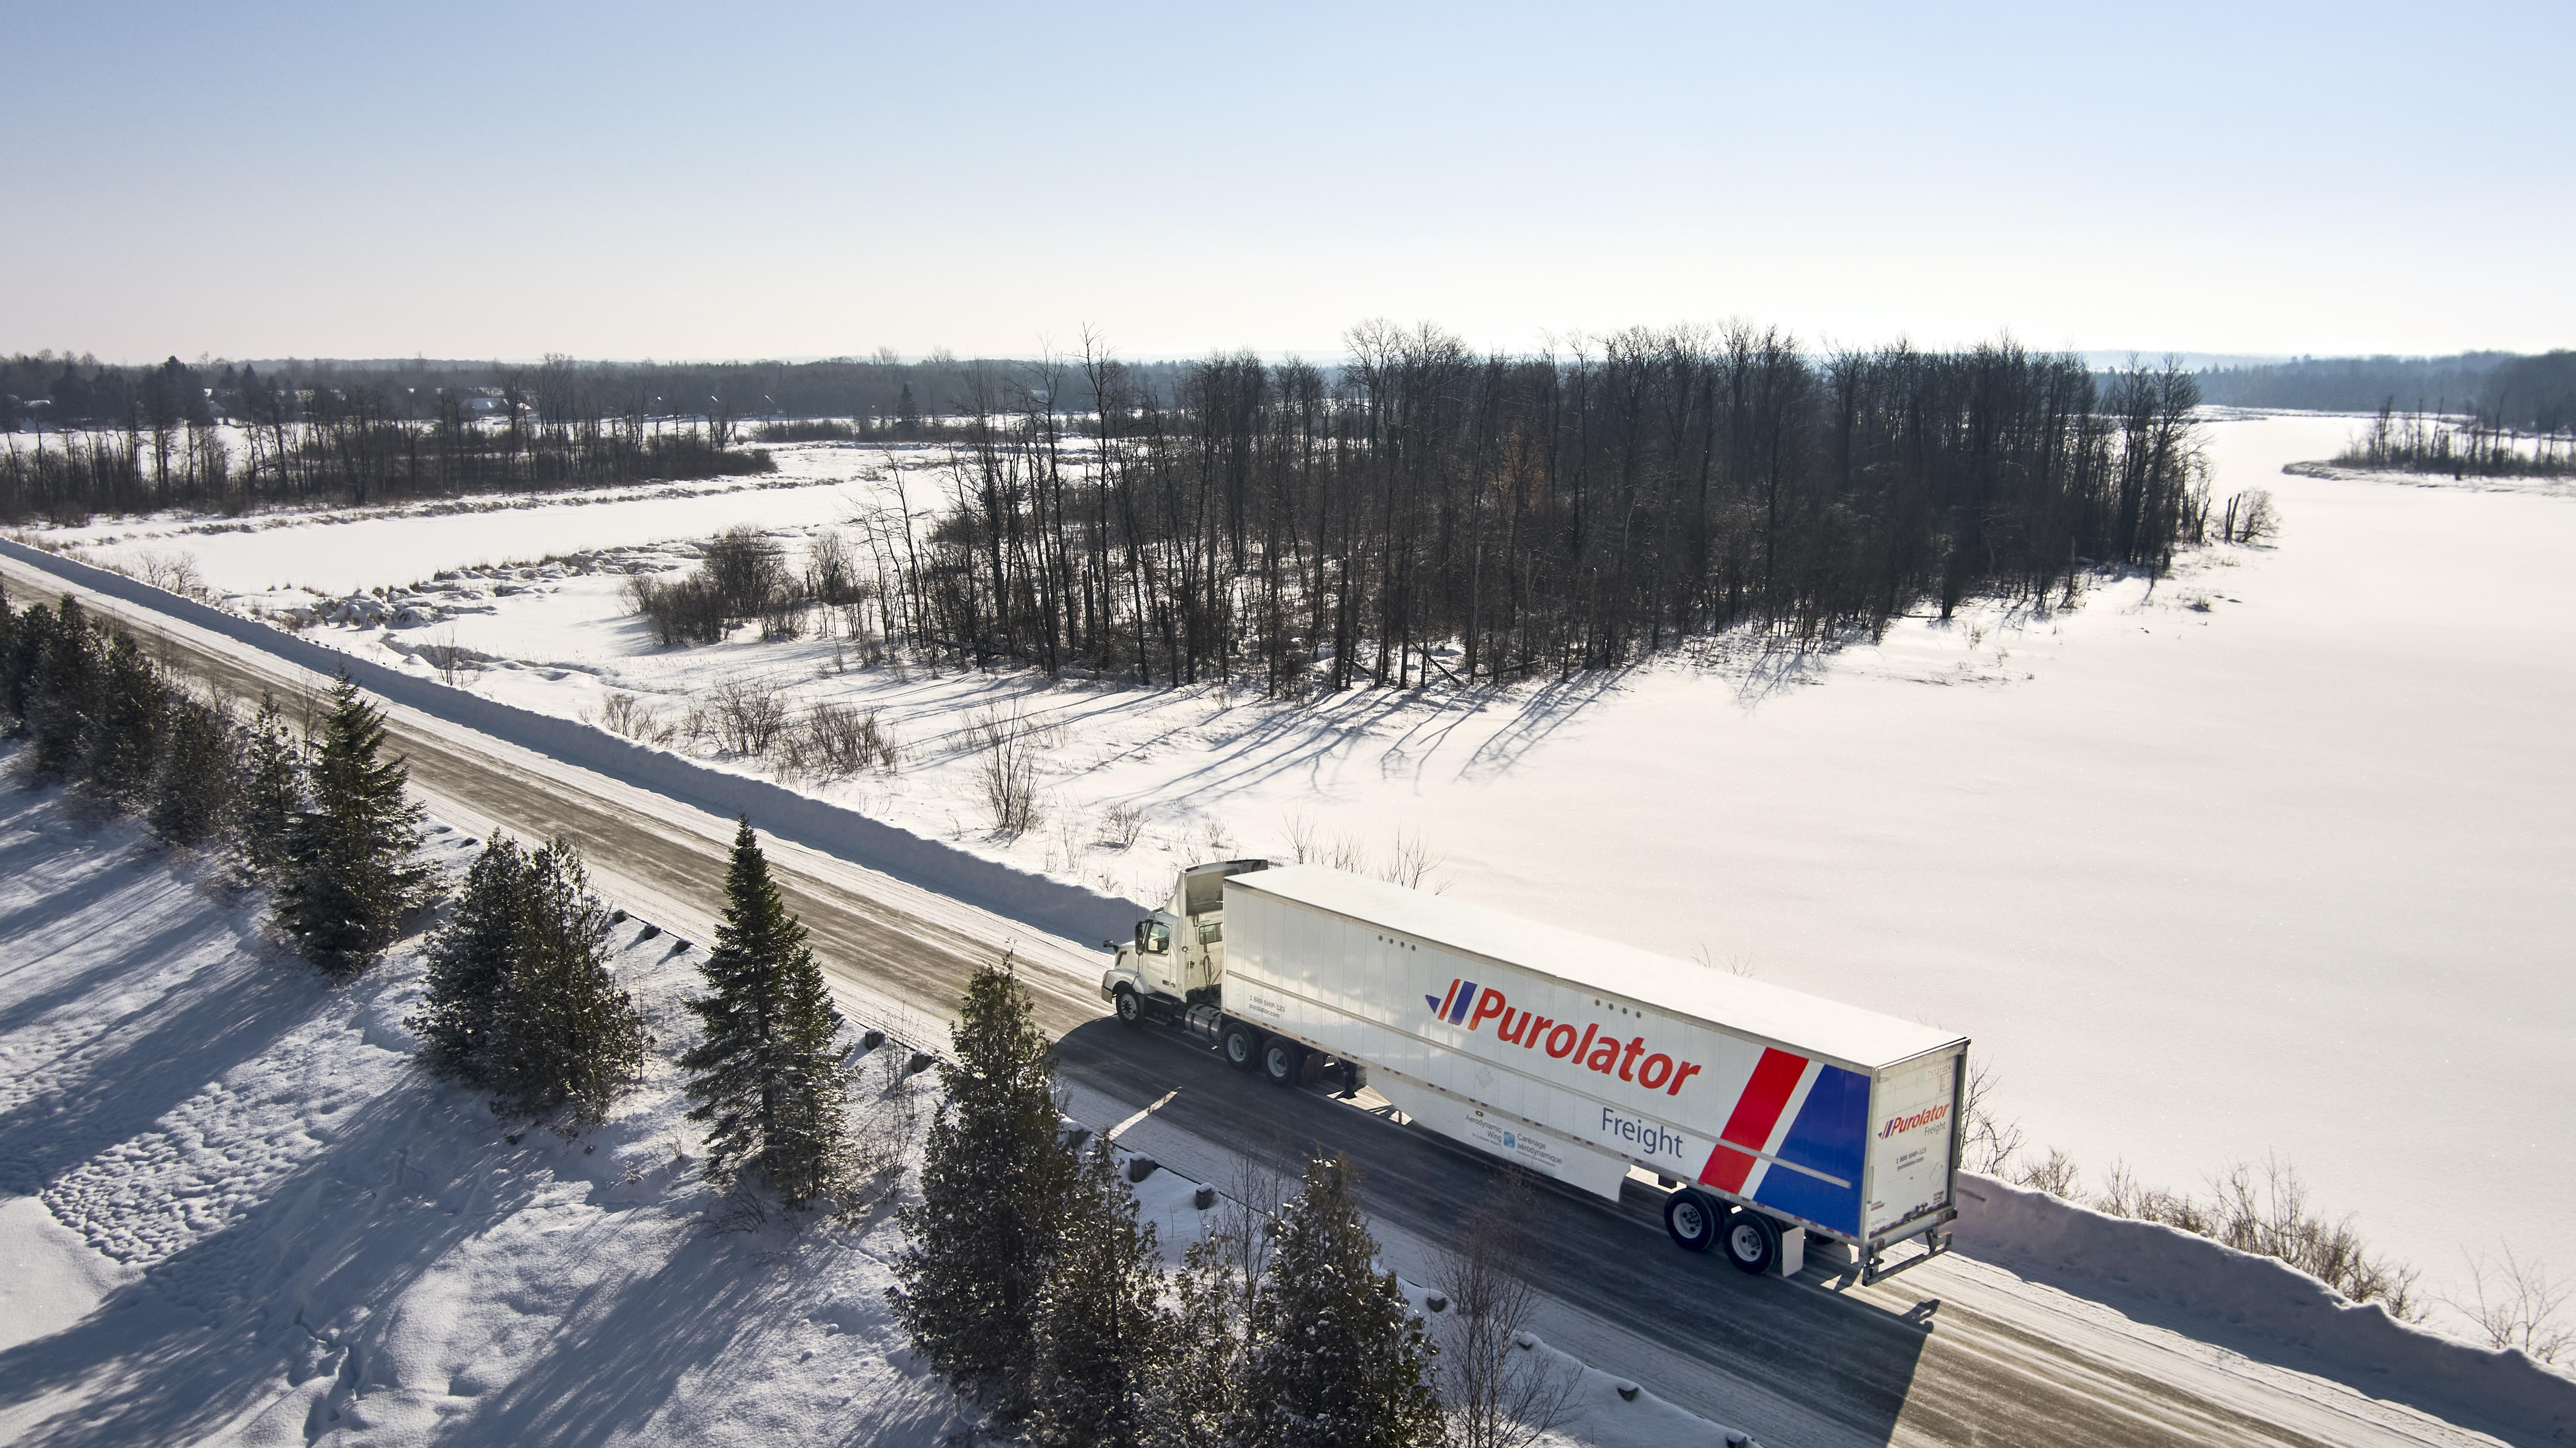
[1233,1154,1444,1448]
[889,953,1078,1421]
[273,674,434,974]
[1431,1175,1577,1448]
[680,816,850,1208]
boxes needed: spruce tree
[1234,1155,1444,1448]
[28,598,102,777]
[147,693,238,846]
[888,954,1079,1419]
[233,692,305,872]
[410,834,533,1078]
[486,838,646,1128]
[3,594,56,735]
[274,674,431,974]
[0,584,17,729]
[680,816,850,1206]
[1028,1139,1169,1448]
[1151,1225,1253,1448]
[85,630,167,807]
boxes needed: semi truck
[1100,859,1967,1285]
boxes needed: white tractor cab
[1101,858,1271,1026]
[1101,858,1358,1090]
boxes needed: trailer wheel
[1724,1209,1781,1275]
[1113,986,1145,1027]
[1261,1038,1305,1087]
[1221,1021,1260,1071]
[1663,1189,1721,1253]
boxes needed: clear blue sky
[5,1,2567,363]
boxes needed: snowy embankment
[1949,1175,2576,1440]
[0,533,1153,951]
[0,785,973,1446]
[0,775,1754,1448]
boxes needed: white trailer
[1100,861,1967,1284]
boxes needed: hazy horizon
[6,2,2568,364]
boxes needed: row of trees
[2195,349,2576,437]
[0,580,865,1183]
[889,958,1560,1448]
[2,349,1194,439]
[0,376,774,523]
[408,812,857,1199]
[2339,397,2575,478]
[850,326,2209,693]
[0,583,436,969]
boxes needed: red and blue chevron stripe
[1701,1047,1869,1236]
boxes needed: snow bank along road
[0,551,2551,1448]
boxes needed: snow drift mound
[1952,1172,2576,1442]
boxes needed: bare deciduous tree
[708,674,790,756]
[1430,1174,1579,1448]
[2449,1245,2572,1363]
[970,704,1043,837]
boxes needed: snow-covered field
[0,778,1750,1448]
[26,411,2576,1321]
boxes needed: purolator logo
[1877,1102,1951,1139]
[1426,979,1703,1096]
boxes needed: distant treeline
[0,349,1190,435]
[2336,400,2573,479]
[0,396,772,524]
[2196,350,2576,434]
[841,325,2214,693]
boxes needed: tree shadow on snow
[0,1081,544,1447]
[0,894,312,1199]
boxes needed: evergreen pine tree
[1234,1155,1444,1448]
[888,954,1079,1419]
[274,674,431,974]
[28,598,102,777]
[1150,1226,1253,1448]
[147,693,238,846]
[410,834,533,1078]
[85,630,167,807]
[680,816,850,1206]
[486,838,646,1128]
[233,692,306,872]
[3,594,59,735]
[0,583,18,730]
[1028,1139,1169,1448]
